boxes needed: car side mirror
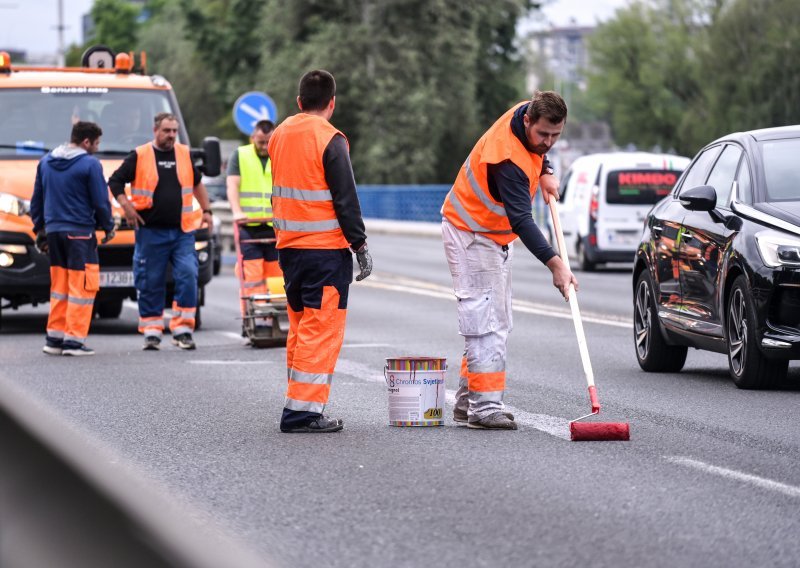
[679,185,717,212]
[200,136,222,177]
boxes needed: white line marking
[667,456,800,498]
[361,277,632,329]
[188,360,269,366]
[215,331,246,341]
[445,392,571,440]
[341,343,391,348]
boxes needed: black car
[633,125,800,389]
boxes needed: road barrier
[0,376,273,568]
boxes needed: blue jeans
[133,227,198,336]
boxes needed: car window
[735,156,752,204]
[762,138,800,202]
[705,144,743,208]
[678,146,722,195]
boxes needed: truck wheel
[96,297,124,319]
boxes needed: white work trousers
[442,219,513,420]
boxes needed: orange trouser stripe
[169,301,196,333]
[290,286,346,374]
[47,265,68,336]
[47,266,96,340]
[466,371,506,393]
[285,305,303,374]
[286,380,331,404]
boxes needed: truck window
[0,88,179,157]
[605,169,682,205]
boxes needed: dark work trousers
[278,248,353,429]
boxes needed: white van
[557,152,690,270]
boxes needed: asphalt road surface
[2,231,799,567]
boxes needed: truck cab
[0,48,220,326]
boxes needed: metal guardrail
[0,375,273,568]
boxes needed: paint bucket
[384,357,447,427]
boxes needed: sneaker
[467,412,518,430]
[280,416,344,433]
[61,342,95,357]
[453,407,468,423]
[172,333,196,350]
[42,344,63,355]
[143,336,161,351]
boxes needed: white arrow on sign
[240,102,271,127]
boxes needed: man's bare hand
[122,201,145,228]
[232,211,247,221]
[539,173,560,204]
[546,256,578,301]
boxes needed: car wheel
[726,275,787,389]
[634,270,687,372]
[577,239,596,272]
[95,297,123,319]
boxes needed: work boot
[143,336,161,351]
[61,341,95,357]
[467,412,518,430]
[280,416,344,433]
[42,337,63,355]
[172,333,196,350]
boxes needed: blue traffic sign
[232,91,278,136]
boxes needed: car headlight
[0,192,29,216]
[755,230,800,268]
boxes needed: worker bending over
[441,91,577,430]
[269,69,372,433]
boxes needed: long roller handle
[547,199,600,413]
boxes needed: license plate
[100,271,134,288]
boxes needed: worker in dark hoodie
[30,121,116,356]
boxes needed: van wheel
[577,240,596,272]
[726,275,787,389]
[634,270,687,372]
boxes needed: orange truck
[0,47,221,327]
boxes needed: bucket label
[386,369,445,426]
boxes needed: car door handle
[652,225,663,237]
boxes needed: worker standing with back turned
[31,121,116,356]
[269,69,372,433]
[109,113,213,351]
[441,91,578,430]
[226,119,283,334]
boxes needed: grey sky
[0,0,629,56]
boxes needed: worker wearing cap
[30,121,116,356]
[269,69,372,433]
[109,112,213,351]
[441,91,578,430]
[226,119,283,332]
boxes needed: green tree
[88,0,141,54]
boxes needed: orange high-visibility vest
[268,113,350,249]
[130,143,202,233]
[442,102,543,246]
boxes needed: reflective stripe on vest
[130,143,202,233]
[442,102,543,246]
[238,143,273,224]
[267,113,350,250]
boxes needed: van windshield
[605,169,681,205]
[0,88,180,158]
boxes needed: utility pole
[56,0,65,66]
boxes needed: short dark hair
[298,70,336,112]
[153,112,178,128]
[253,119,275,135]
[526,91,568,125]
[70,121,103,144]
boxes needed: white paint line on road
[445,391,571,440]
[215,331,246,341]
[188,360,269,365]
[341,343,392,348]
[666,456,800,499]
[361,277,632,329]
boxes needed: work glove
[101,228,116,244]
[354,244,373,282]
[35,230,48,254]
